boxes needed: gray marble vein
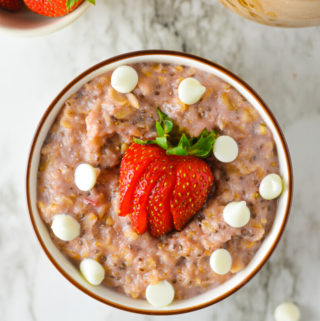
[0,0,320,320]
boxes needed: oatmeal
[37,63,280,300]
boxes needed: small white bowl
[0,1,90,37]
[26,50,293,315]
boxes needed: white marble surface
[1,1,320,320]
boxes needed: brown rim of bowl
[26,50,293,315]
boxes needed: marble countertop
[1,1,320,320]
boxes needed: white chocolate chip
[259,173,283,200]
[51,214,80,241]
[111,65,138,93]
[146,280,175,307]
[274,302,300,321]
[80,258,105,286]
[74,163,98,192]
[178,77,206,105]
[213,135,238,163]
[223,201,251,228]
[210,249,232,275]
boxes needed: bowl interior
[0,2,89,37]
[27,52,291,314]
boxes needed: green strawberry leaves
[187,129,216,157]
[134,108,216,158]
[166,129,216,157]
[157,109,173,134]
[66,0,95,10]
[134,109,172,150]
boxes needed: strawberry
[23,0,94,17]
[130,157,172,234]
[83,198,98,207]
[118,108,216,237]
[170,156,213,230]
[0,0,23,11]
[119,143,166,217]
[148,170,175,237]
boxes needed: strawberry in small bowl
[26,50,292,314]
[23,0,94,17]
[0,0,93,37]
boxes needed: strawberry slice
[130,157,172,234]
[119,143,165,217]
[118,109,216,237]
[170,156,213,230]
[148,168,176,237]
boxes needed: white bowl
[0,1,90,37]
[26,50,293,315]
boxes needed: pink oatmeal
[37,63,279,300]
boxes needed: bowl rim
[0,1,90,37]
[26,49,293,315]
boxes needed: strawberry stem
[66,0,95,10]
[134,108,216,158]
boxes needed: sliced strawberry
[130,157,172,234]
[118,109,217,236]
[119,143,165,217]
[148,168,176,237]
[170,156,213,230]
